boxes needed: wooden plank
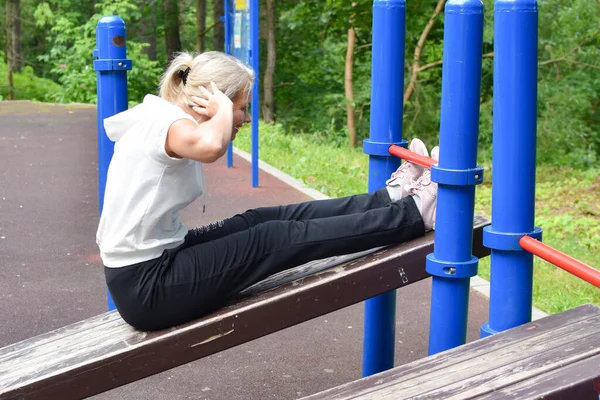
[300,304,600,400]
[303,304,600,399]
[0,216,490,400]
[474,354,600,400]
[412,328,600,399]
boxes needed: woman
[97,51,438,331]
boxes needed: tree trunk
[140,1,158,60]
[263,0,276,123]
[89,0,96,18]
[164,0,182,60]
[13,0,22,71]
[345,26,357,147]
[196,0,207,53]
[179,0,186,27]
[6,0,15,99]
[404,0,445,107]
[213,0,224,51]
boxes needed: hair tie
[177,67,191,86]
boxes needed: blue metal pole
[482,0,540,337]
[362,0,406,377]
[224,0,235,168]
[250,0,259,187]
[93,16,131,311]
[224,0,232,56]
[427,0,484,355]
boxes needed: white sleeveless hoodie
[96,95,205,268]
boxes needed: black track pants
[105,189,424,331]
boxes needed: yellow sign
[235,0,246,10]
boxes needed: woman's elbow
[198,142,226,163]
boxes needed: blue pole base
[227,143,234,168]
[427,276,471,355]
[362,291,396,376]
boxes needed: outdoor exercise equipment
[520,235,600,288]
[93,16,131,311]
[387,0,598,349]
[223,0,260,187]
[1,0,598,399]
[363,0,485,369]
[93,0,598,377]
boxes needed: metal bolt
[474,174,480,181]
[448,267,456,275]
[117,62,124,68]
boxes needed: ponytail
[159,51,255,105]
[158,53,195,103]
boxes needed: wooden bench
[0,216,489,400]
[301,303,600,400]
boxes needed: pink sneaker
[431,145,439,164]
[386,138,429,201]
[408,145,439,231]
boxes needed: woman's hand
[191,82,233,119]
[167,81,234,163]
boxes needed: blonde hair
[159,51,255,105]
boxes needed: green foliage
[0,63,62,101]
[272,0,599,166]
[1,0,598,165]
[274,0,374,142]
[234,122,368,197]
[481,0,600,168]
[33,0,162,104]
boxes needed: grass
[234,122,600,314]
[235,123,370,197]
[476,167,600,313]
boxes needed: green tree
[1,0,597,167]
[33,0,162,103]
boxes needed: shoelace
[407,171,432,194]
[389,161,419,180]
[416,171,432,186]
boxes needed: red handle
[389,145,436,168]
[520,235,600,288]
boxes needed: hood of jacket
[103,95,165,142]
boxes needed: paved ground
[0,101,490,399]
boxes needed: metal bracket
[364,139,407,156]
[93,59,132,72]
[483,226,543,251]
[426,254,479,278]
[431,165,484,186]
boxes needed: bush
[0,63,62,102]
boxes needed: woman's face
[231,92,251,140]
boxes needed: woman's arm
[166,83,234,163]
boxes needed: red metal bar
[388,145,436,168]
[519,235,600,288]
